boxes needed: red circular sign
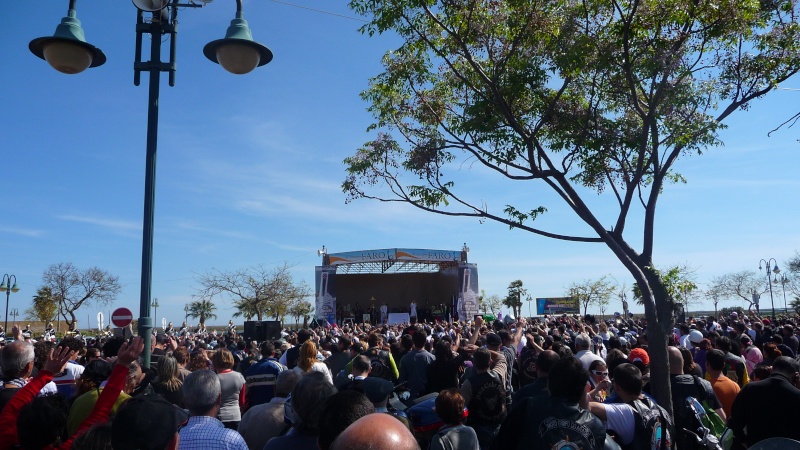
[111,307,134,328]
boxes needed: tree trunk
[641,267,675,418]
[67,311,77,331]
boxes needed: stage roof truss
[334,260,459,274]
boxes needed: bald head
[330,413,419,450]
[668,346,684,375]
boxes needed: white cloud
[0,227,45,238]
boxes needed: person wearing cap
[179,369,248,449]
[111,393,189,450]
[363,376,394,412]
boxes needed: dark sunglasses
[591,370,609,376]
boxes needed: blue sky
[2,1,800,328]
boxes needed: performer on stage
[410,301,418,320]
[380,303,388,324]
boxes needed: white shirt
[601,403,636,446]
[575,350,605,371]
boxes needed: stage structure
[314,247,479,325]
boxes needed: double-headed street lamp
[10,309,19,327]
[0,275,20,334]
[759,258,780,319]
[776,273,790,313]
[30,0,272,366]
[152,298,160,331]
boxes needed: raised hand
[43,346,73,374]
[117,336,145,367]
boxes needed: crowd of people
[1,309,800,449]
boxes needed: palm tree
[187,299,217,328]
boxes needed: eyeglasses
[591,370,609,376]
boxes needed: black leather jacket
[491,395,606,450]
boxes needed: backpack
[364,348,393,381]
[690,377,726,438]
[627,397,673,450]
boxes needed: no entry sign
[111,307,134,328]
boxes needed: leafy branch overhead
[344,0,800,416]
[344,0,800,245]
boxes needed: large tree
[42,262,121,331]
[343,0,800,413]
[195,263,309,321]
[711,270,768,313]
[568,276,615,317]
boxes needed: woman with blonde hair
[292,340,333,384]
[152,354,184,408]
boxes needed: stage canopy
[314,247,479,324]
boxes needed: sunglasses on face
[591,370,609,376]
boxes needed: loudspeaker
[243,321,282,342]
[263,321,282,340]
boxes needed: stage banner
[315,266,337,325]
[457,263,480,321]
[327,249,396,265]
[395,249,462,262]
[536,297,579,315]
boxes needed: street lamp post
[777,273,789,314]
[152,298,159,331]
[0,275,20,334]
[526,295,533,318]
[759,258,780,319]
[10,309,19,327]
[30,0,272,366]
[184,303,190,326]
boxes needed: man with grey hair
[0,339,36,411]
[178,369,247,450]
[574,333,604,370]
[238,370,302,450]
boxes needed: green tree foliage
[343,0,800,412]
[42,262,121,331]
[195,263,310,322]
[568,276,615,316]
[187,299,217,328]
[479,289,503,315]
[288,299,314,326]
[504,280,526,318]
[25,287,59,325]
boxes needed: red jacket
[0,363,128,450]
